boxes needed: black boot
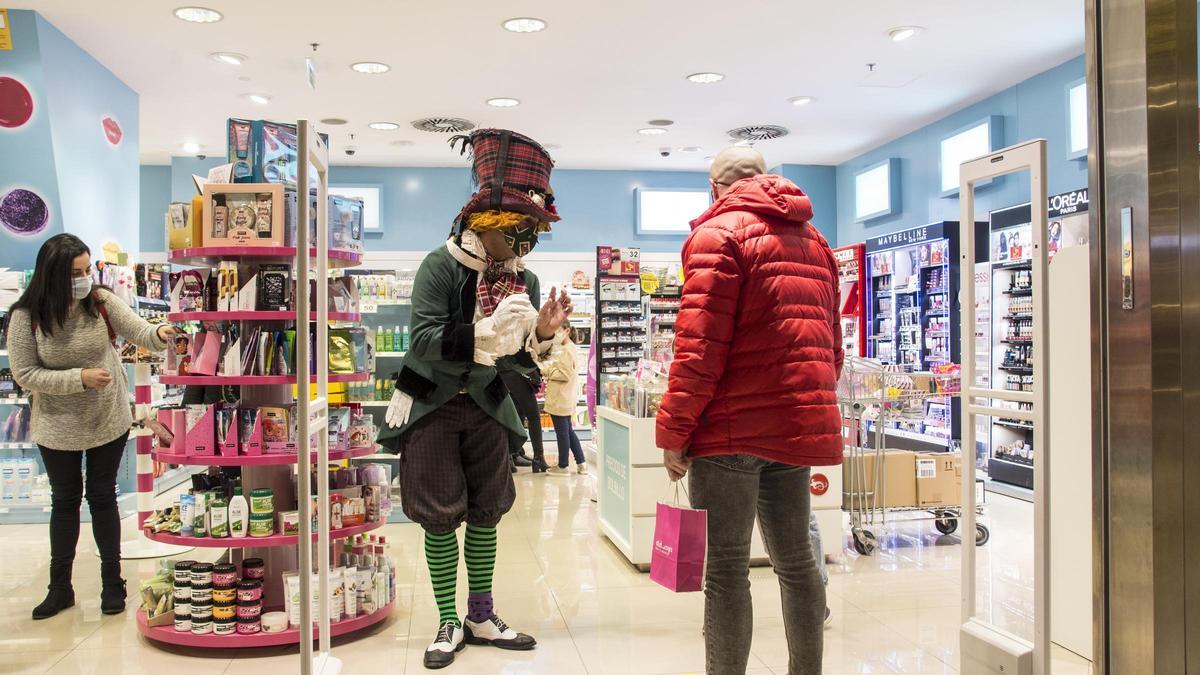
[100,560,126,615]
[32,562,75,620]
[531,454,549,473]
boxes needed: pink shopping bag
[649,484,707,593]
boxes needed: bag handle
[662,479,691,507]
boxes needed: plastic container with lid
[249,512,274,537]
[236,579,263,602]
[212,586,236,604]
[249,488,273,515]
[173,585,191,603]
[213,617,236,636]
[212,563,238,586]
[236,616,261,635]
[190,583,213,602]
[213,603,236,621]
[236,601,262,619]
[261,611,287,633]
[190,617,213,635]
[190,562,214,585]
[241,558,265,580]
[174,615,192,632]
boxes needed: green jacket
[378,245,541,447]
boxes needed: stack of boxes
[842,449,963,509]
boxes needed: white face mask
[71,276,92,300]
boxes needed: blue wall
[35,12,141,255]
[139,165,170,252]
[143,162,841,253]
[836,56,1087,244]
[776,164,838,245]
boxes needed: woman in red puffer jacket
[655,149,842,675]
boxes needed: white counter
[595,405,767,569]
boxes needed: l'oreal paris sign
[1048,189,1089,218]
[866,222,946,251]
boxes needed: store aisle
[1,466,1092,674]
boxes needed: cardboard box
[842,449,917,509]
[915,452,962,507]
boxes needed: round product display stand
[136,601,394,648]
[151,443,378,467]
[168,310,361,322]
[167,246,363,268]
[143,519,384,548]
[158,373,369,386]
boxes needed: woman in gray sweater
[8,234,174,619]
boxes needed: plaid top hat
[450,129,561,227]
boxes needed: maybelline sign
[1048,189,1088,218]
[866,222,946,251]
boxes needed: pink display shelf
[143,519,384,548]
[151,443,377,467]
[168,246,362,268]
[158,372,369,385]
[136,601,394,648]
[168,310,361,322]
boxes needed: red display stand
[136,602,394,648]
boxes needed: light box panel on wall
[939,115,1004,196]
[1067,78,1088,159]
[854,158,900,222]
[634,188,710,235]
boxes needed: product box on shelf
[215,406,239,456]
[201,183,286,247]
[841,449,917,509]
[228,119,324,187]
[239,409,264,455]
[915,451,962,507]
[185,405,216,456]
[167,199,204,251]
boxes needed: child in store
[382,129,571,669]
[542,326,587,475]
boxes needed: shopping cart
[838,357,989,555]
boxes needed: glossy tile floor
[0,466,1094,674]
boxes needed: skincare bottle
[401,326,410,351]
[210,496,229,538]
[392,326,401,352]
[180,494,195,537]
[383,327,393,353]
[228,484,249,538]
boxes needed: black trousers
[39,432,129,571]
[500,371,544,460]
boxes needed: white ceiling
[11,0,1084,171]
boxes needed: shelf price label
[361,301,378,314]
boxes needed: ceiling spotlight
[350,62,391,75]
[181,142,201,153]
[320,118,349,125]
[369,121,400,130]
[789,96,816,107]
[486,98,521,108]
[680,146,702,153]
[502,17,547,33]
[888,26,923,42]
[638,128,669,135]
[210,52,246,66]
[686,72,724,84]
[174,6,222,23]
[244,93,271,105]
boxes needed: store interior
[0,1,1098,673]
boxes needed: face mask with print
[502,219,541,257]
[72,276,93,300]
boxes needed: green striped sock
[464,525,498,622]
[425,530,460,627]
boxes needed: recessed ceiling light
[369,121,400,130]
[680,146,702,153]
[350,61,391,75]
[888,26,923,42]
[181,142,201,153]
[173,6,222,23]
[638,128,669,135]
[502,17,547,33]
[686,72,724,84]
[210,52,246,66]
[391,140,415,147]
[486,98,521,108]
[320,118,349,125]
[789,96,816,107]
[647,119,674,127]
[243,93,271,105]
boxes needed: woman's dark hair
[12,233,100,336]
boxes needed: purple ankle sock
[467,593,494,623]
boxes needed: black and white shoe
[463,615,537,651]
[424,622,466,670]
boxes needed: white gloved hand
[492,294,538,326]
[474,318,499,365]
[488,294,540,357]
[385,389,414,428]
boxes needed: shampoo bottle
[228,484,249,538]
[401,326,410,351]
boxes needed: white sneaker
[424,622,465,669]
[824,606,833,629]
[547,466,570,476]
[463,615,537,651]
[576,462,588,475]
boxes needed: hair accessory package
[238,409,264,456]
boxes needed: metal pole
[296,123,314,675]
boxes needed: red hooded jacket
[655,174,844,467]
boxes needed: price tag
[361,301,378,314]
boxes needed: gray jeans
[690,455,824,675]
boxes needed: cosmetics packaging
[185,404,216,457]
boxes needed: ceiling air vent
[411,117,476,133]
[727,124,790,142]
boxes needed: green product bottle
[376,378,384,401]
[375,328,384,353]
[401,326,410,352]
[383,327,393,353]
